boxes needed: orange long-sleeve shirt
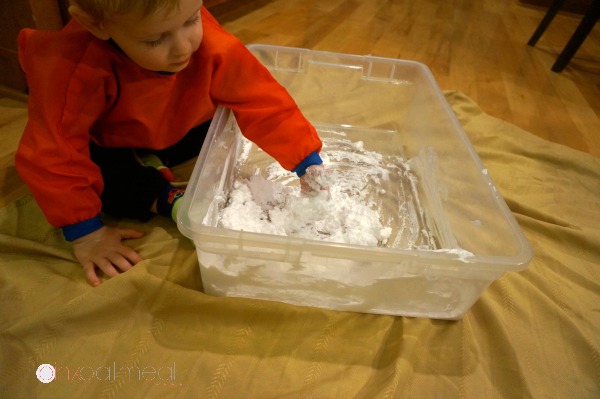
[16,8,322,231]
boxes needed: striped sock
[157,185,185,220]
[171,195,183,220]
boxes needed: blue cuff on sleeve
[292,151,323,177]
[62,215,104,242]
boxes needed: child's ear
[68,5,111,40]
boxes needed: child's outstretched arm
[71,226,145,287]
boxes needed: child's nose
[171,34,193,57]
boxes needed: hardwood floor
[1,0,598,208]
[218,0,600,156]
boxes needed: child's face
[105,0,204,72]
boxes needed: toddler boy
[16,0,326,286]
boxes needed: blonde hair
[70,0,181,22]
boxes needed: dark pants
[90,121,211,221]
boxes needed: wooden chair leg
[528,0,567,46]
[551,0,600,72]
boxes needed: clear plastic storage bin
[177,45,532,319]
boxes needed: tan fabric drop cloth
[0,91,598,398]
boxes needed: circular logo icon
[36,364,56,383]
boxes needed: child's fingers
[108,253,136,273]
[125,250,144,265]
[116,230,145,264]
[118,229,145,240]
[83,253,139,287]
[83,262,102,287]
[116,246,143,268]
[95,258,121,279]
[75,227,145,286]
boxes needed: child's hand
[300,164,331,196]
[72,226,145,287]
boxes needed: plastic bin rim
[246,43,433,70]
